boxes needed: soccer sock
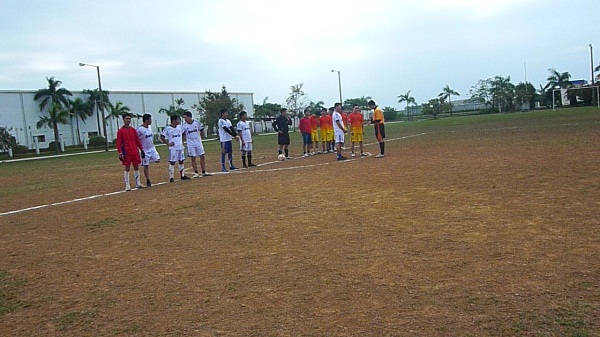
[169,165,174,179]
[241,153,246,166]
[284,149,289,157]
[380,142,385,155]
[134,170,140,187]
[123,171,130,187]
[228,153,233,166]
[221,153,226,165]
[248,152,253,165]
[278,149,282,155]
[179,164,185,177]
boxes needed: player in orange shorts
[348,104,366,157]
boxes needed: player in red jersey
[116,113,145,191]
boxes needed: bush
[48,141,61,152]
[88,136,106,147]
[12,145,29,154]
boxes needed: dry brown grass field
[1,108,599,336]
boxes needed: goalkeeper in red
[116,113,145,191]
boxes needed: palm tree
[36,102,70,154]
[397,90,416,121]
[83,89,110,136]
[595,64,600,83]
[438,85,460,116]
[545,69,572,107]
[106,101,131,130]
[34,77,72,112]
[69,98,91,145]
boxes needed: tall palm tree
[397,90,416,121]
[545,68,572,89]
[36,102,70,154]
[34,77,72,112]
[69,98,92,145]
[438,85,460,116]
[83,89,110,136]
[106,101,131,129]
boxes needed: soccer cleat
[361,153,367,157]
[192,173,200,178]
[243,164,248,168]
[337,156,348,161]
[351,153,356,157]
[146,180,152,187]
[248,163,257,167]
[125,184,132,191]
[181,175,191,180]
[221,167,228,172]
[375,154,385,158]
[202,172,212,176]
[136,185,146,189]
[303,153,309,157]
[230,165,239,170]
[169,178,175,183]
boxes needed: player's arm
[335,120,346,133]
[223,125,236,137]
[116,129,125,160]
[272,119,280,133]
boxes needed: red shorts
[121,154,141,166]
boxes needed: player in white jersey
[218,109,239,172]
[236,111,256,168]
[332,102,348,161]
[160,115,190,182]
[137,114,161,187]
[182,111,211,178]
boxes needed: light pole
[590,44,596,106]
[331,69,343,105]
[79,62,108,151]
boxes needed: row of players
[115,100,386,191]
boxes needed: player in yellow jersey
[348,104,366,157]
[368,100,385,158]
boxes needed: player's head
[170,114,180,125]
[239,110,247,120]
[183,110,193,123]
[353,104,360,112]
[334,103,342,112]
[220,108,229,119]
[280,108,288,116]
[321,108,327,115]
[328,107,334,114]
[142,113,152,124]
[368,100,377,109]
[122,113,132,126]
[304,107,310,116]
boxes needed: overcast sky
[1,0,598,109]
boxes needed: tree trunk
[53,124,60,155]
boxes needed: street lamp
[331,69,343,104]
[590,44,596,106]
[79,62,108,151]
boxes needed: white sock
[169,165,174,179]
[179,164,184,177]
[134,170,140,187]
[123,171,130,188]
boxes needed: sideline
[0,133,427,217]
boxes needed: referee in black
[272,108,293,159]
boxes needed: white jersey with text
[236,120,252,144]
[161,125,184,150]
[137,125,156,152]
[332,111,345,135]
[181,120,204,147]
[218,118,233,142]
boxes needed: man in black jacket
[272,108,293,159]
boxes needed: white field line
[0,133,426,217]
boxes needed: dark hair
[142,113,152,122]
[170,115,180,123]
[334,103,342,108]
[328,107,334,112]
[183,110,192,118]
[368,100,376,106]
[304,108,310,113]
[239,111,247,118]
[280,108,288,114]
[220,108,228,116]
[353,104,359,108]
[122,113,131,119]
[321,108,327,112]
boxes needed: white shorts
[334,132,345,144]
[240,141,252,152]
[142,148,160,166]
[169,148,185,163]
[187,143,205,157]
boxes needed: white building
[0,90,254,149]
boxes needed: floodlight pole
[331,69,343,105]
[590,44,597,107]
[79,62,109,151]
